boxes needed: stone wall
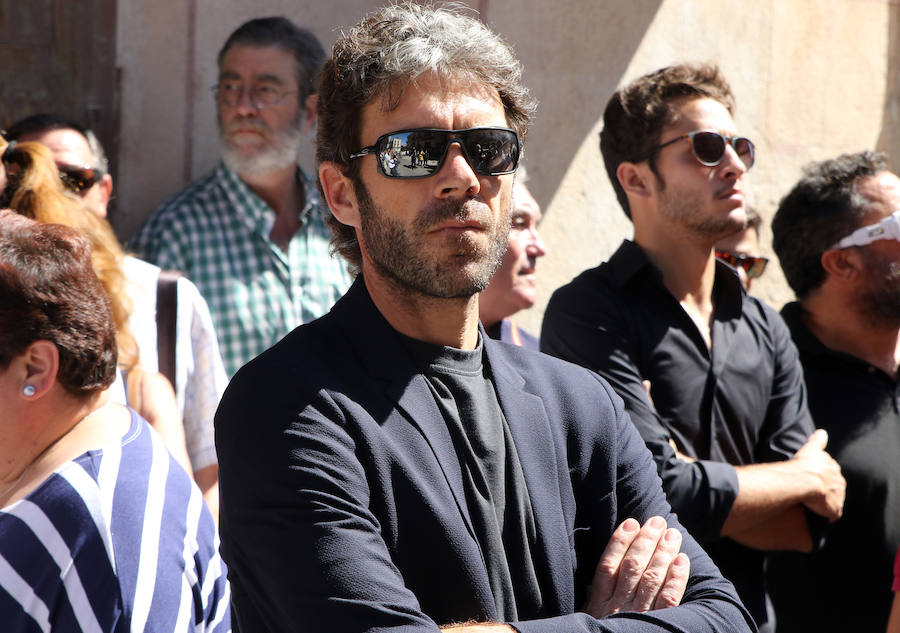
[114,0,899,333]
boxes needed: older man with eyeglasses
[131,16,351,378]
[542,63,846,633]
[768,150,900,633]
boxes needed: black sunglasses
[716,250,768,279]
[647,130,755,170]
[349,127,520,179]
[57,164,103,194]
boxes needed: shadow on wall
[489,0,664,214]
[876,0,900,170]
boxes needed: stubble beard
[354,178,510,299]
[656,174,744,240]
[219,112,303,178]
[859,248,900,326]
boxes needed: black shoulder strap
[156,269,182,387]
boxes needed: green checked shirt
[131,162,352,377]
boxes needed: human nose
[526,227,547,257]
[432,140,480,198]
[718,142,747,179]
[233,86,260,114]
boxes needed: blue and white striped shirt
[0,409,231,632]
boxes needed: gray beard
[220,121,303,178]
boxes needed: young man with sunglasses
[541,63,845,633]
[769,151,900,633]
[215,7,753,633]
[131,17,351,378]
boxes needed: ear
[98,174,113,206]
[301,93,318,135]
[318,161,361,229]
[20,340,60,400]
[616,161,653,201]
[820,247,862,283]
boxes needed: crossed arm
[442,516,691,632]
[722,429,844,551]
[216,361,753,633]
[542,293,845,551]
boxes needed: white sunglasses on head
[831,210,900,249]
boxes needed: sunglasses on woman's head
[646,130,755,170]
[349,127,520,179]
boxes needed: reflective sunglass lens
[746,257,768,279]
[733,137,755,169]
[377,131,435,178]
[376,129,518,178]
[59,168,97,193]
[689,132,755,169]
[463,130,519,174]
[692,132,727,166]
[717,251,768,279]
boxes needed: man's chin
[222,137,264,156]
[222,147,297,177]
[513,291,536,311]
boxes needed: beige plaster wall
[115,0,898,336]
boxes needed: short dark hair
[0,210,117,396]
[316,1,536,273]
[218,16,326,108]
[6,113,108,176]
[772,150,888,299]
[600,63,735,219]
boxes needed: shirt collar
[217,160,323,234]
[780,301,856,363]
[607,239,745,316]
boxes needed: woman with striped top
[0,211,230,632]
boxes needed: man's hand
[791,429,846,522]
[584,516,690,618]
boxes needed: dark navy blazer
[216,277,754,633]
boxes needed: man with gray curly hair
[216,5,753,632]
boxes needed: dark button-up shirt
[768,301,900,633]
[541,240,815,630]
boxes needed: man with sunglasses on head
[715,206,768,292]
[768,151,900,633]
[131,17,351,378]
[542,63,845,633]
[215,6,753,633]
[6,114,112,217]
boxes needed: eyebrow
[218,70,287,85]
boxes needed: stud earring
[23,385,36,397]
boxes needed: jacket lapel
[330,278,478,545]
[484,338,573,608]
